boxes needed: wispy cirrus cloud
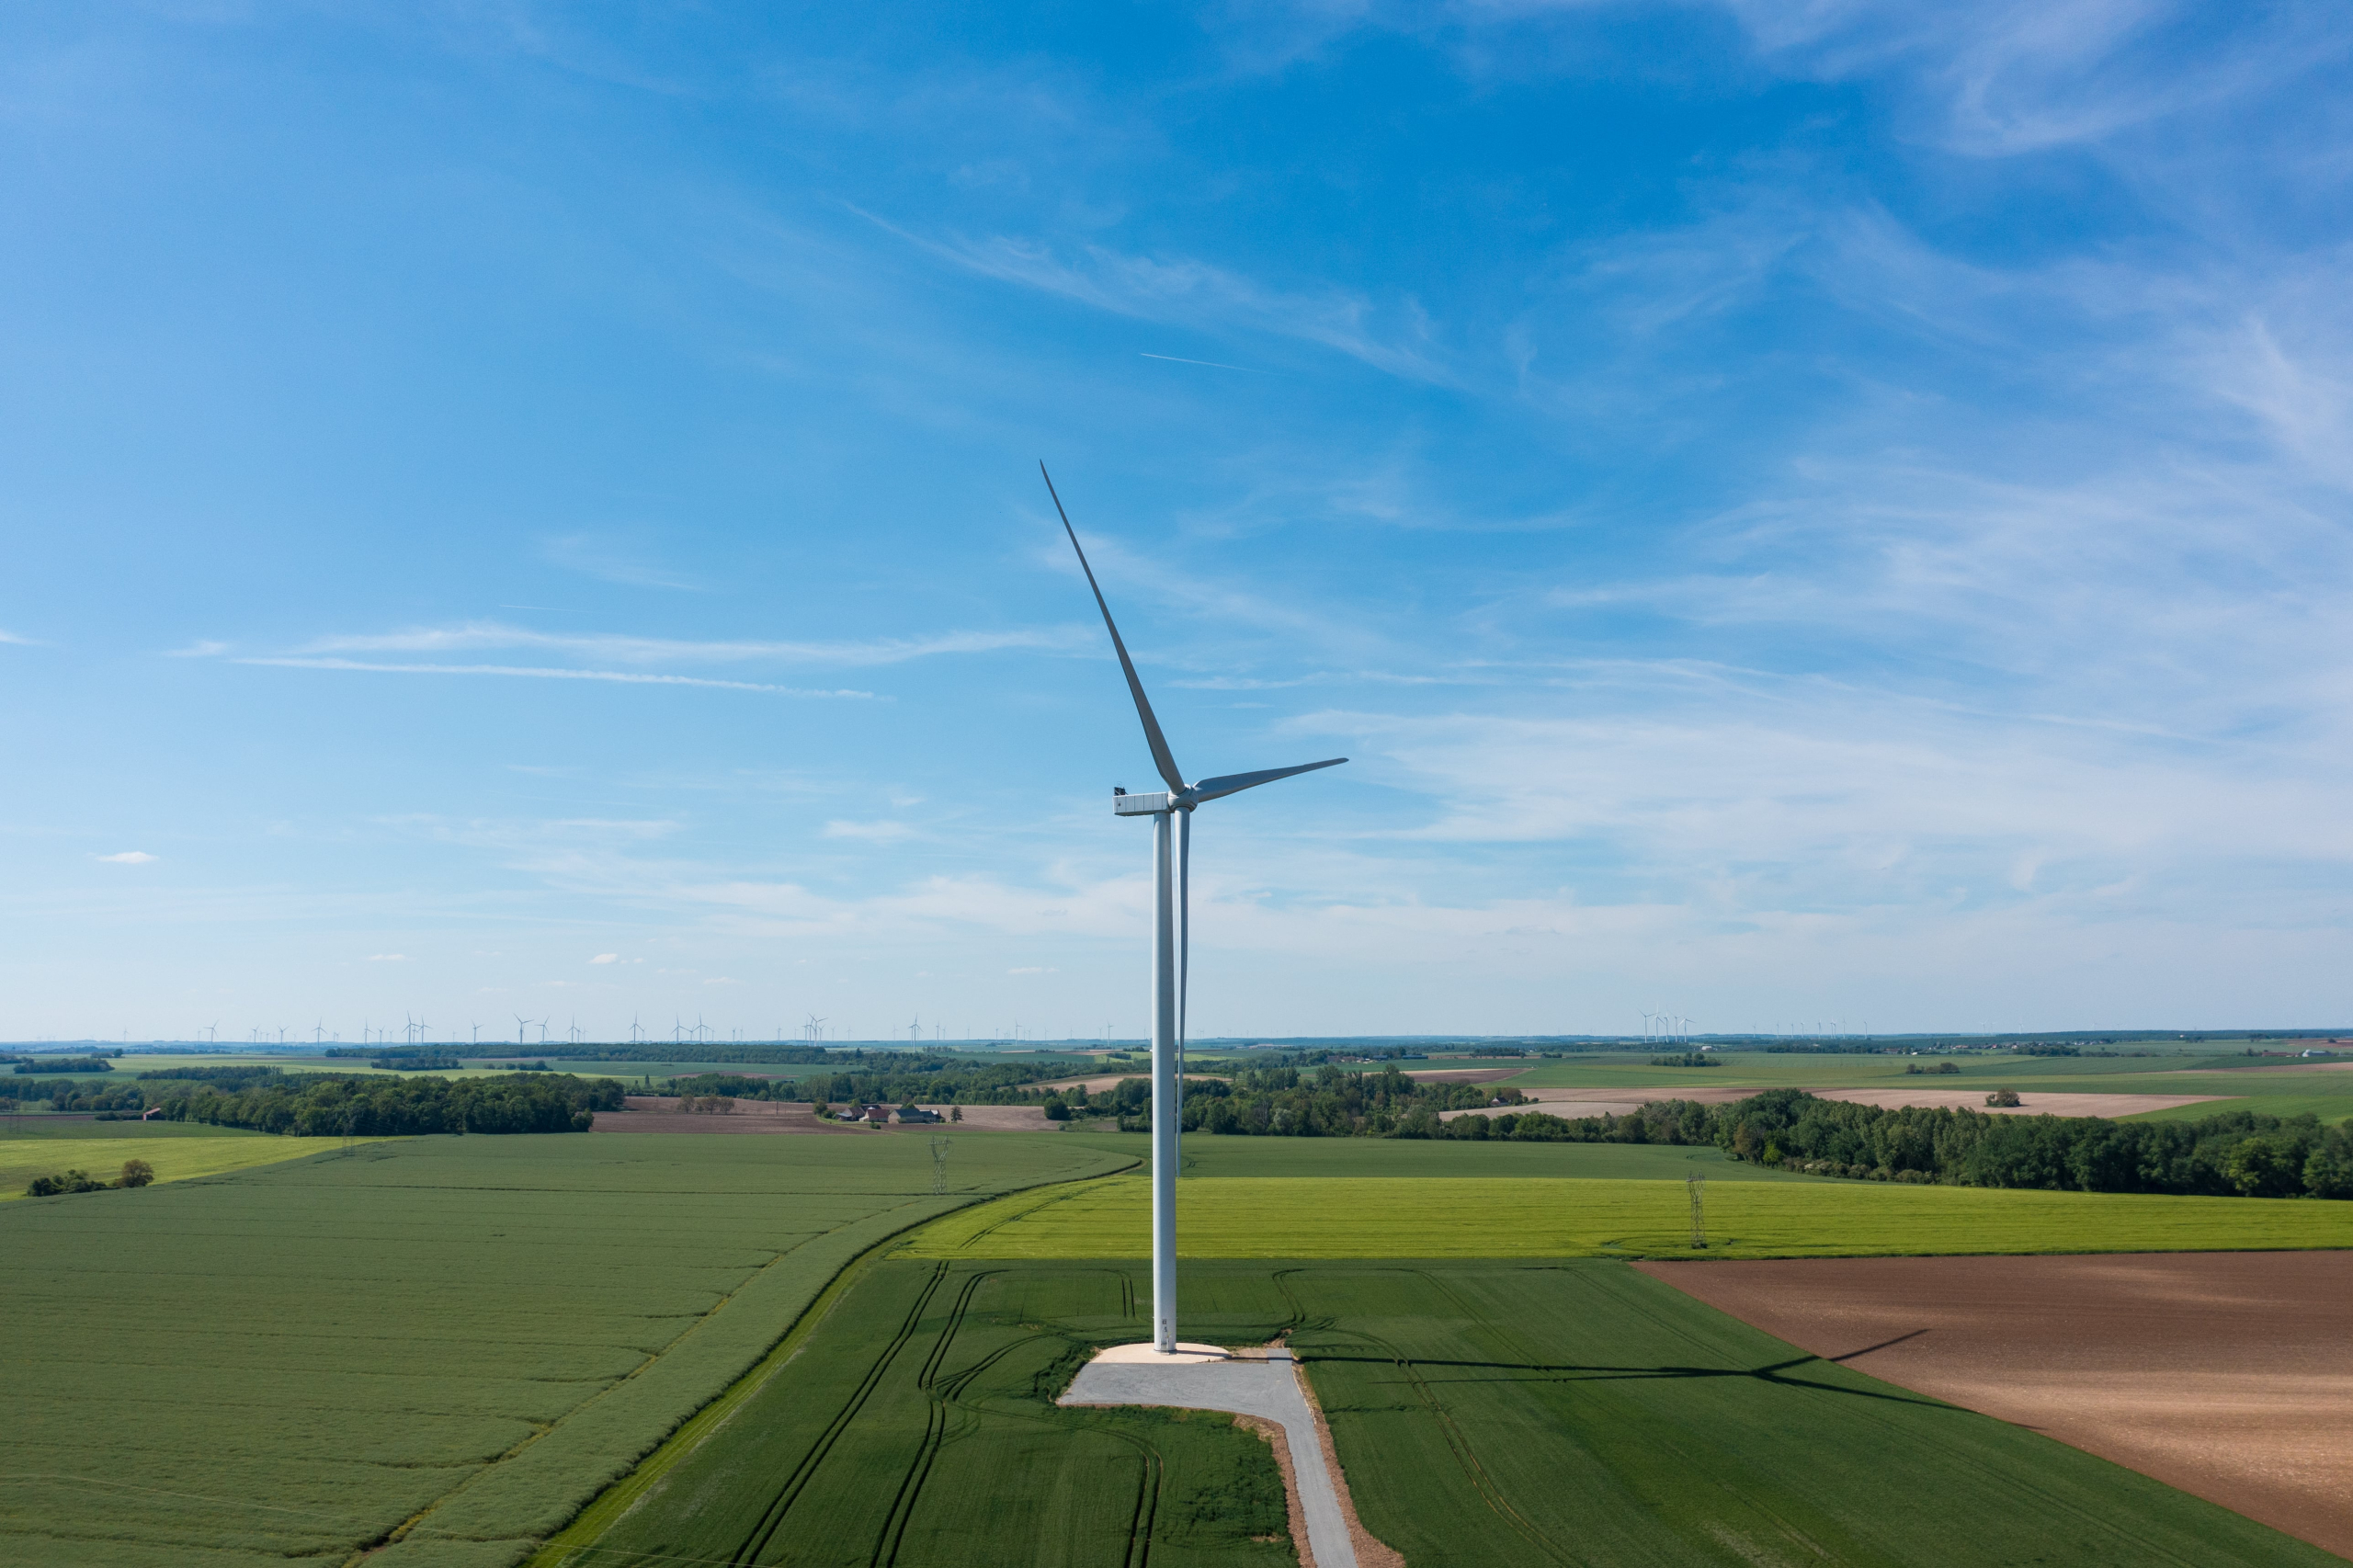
[285,620,1086,665]
[237,657,880,697]
[856,205,1454,384]
[96,850,158,864]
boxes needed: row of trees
[1412,1089,2351,1199]
[665,1059,1063,1107]
[1038,1063,1525,1135]
[147,1072,623,1136]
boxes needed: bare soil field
[1638,1251,2353,1560]
[1440,1083,1758,1119]
[593,1096,862,1134]
[591,1097,1052,1132]
[904,1103,1051,1131]
[1820,1086,2225,1117]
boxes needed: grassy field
[1055,1129,1833,1180]
[0,1131,367,1198]
[0,1131,1128,1568]
[904,1174,2353,1260]
[547,1257,2332,1568]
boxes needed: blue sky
[4,2,2348,1043]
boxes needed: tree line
[1035,1063,1527,1135]
[662,1059,1063,1107]
[1432,1088,2352,1199]
[10,1069,620,1135]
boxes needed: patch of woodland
[20,1071,628,1136]
[24,1157,154,1197]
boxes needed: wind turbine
[514,1013,530,1048]
[1044,463,1347,1355]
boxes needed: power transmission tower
[930,1135,950,1197]
[1688,1174,1707,1250]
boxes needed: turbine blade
[1188,756,1347,804]
[1040,462,1187,794]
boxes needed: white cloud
[823,819,916,844]
[288,620,1081,666]
[238,657,879,697]
[165,640,228,658]
[2,630,46,645]
[589,952,620,964]
[96,850,157,864]
[1008,965,1059,974]
[860,206,1454,384]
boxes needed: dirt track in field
[1638,1252,2353,1560]
[1816,1086,2224,1117]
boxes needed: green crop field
[0,1131,367,1197]
[905,1174,2353,1259]
[0,1131,1128,1568]
[1055,1129,1833,1180]
[546,1258,2331,1568]
[0,1117,273,1139]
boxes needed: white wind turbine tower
[514,1013,531,1048]
[1044,464,1347,1355]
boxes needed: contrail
[1140,352,1272,374]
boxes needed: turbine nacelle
[1110,757,1348,816]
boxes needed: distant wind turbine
[1044,461,1347,1356]
[514,1013,530,1047]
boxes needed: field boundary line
[524,1157,1139,1568]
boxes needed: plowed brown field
[1638,1251,2353,1560]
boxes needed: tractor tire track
[732,1261,949,1567]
